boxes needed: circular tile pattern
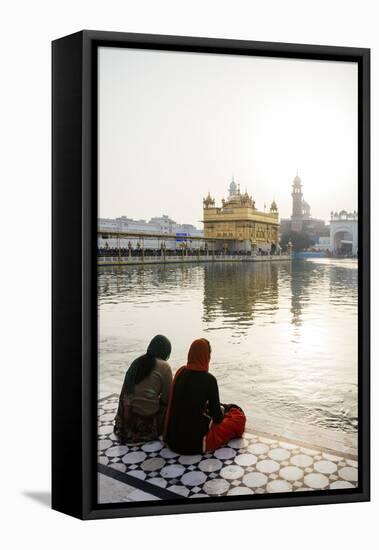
[322,452,342,462]
[280,466,304,481]
[160,447,178,459]
[160,464,185,478]
[228,438,248,449]
[339,466,358,482]
[243,472,268,488]
[256,459,280,474]
[214,447,236,460]
[179,454,202,465]
[199,458,222,472]
[330,480,355,489]
[99,413,115,422]
[304,473,329,489]
[122,451,147,464]
[98,424,114,435]
[128,469,147,480]
[142,440,163,452]
[98,439,113,451]
[169,485,190,497]
[267,480,292,493]
[248,443,269,455]
[220,465,244,480]
[235,453,257,467]
[227,486,254,496]
[268,448,290,461]
[346,459,358,468]
[141,457,165,471]
[314,460,337,475]
[181,471,207,486]
[203,479,230,495]
[102,402,118,410]
[149,477,168,488]
[98,456,109,465]
[105,445,128,458]
[290,454,313,468]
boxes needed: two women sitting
[114,335,246,454]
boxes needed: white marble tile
[169,485,190,497]
[127,469,147,480]
[149,477,168,488]
[243,472,268,488]
[256,459,280,474]
[290,454,313,468]
[214,447,236,460]
[338,466,358,482]
[122,451,147,464]
[198,458,222,472]
[98,439,113,451]
[99,413,115,422]
[268,448,290,461]
[314,460,338,475]
[228,438,248,449]
[220,465,244,480]
[142,440,163,453]
[108,463,126,473]
[248,443,269,455]
[227,486,254,496]
[267,480,292,493]
[141,457,166,471]
[98,424,114,436]
[203,478,230,495]
[160,464,186,478]
[234,453,257,467]
[181,471,207,486]
[102,402,118,411]
[105,445,128,458]
[330,480,355,489]
[279,466,304,482]
[304,473,329,489]
[322,452,343,462]
[179,454,202,465]
[160,447,179,459]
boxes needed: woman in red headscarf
[163,338,246,454]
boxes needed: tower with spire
[291,172,303,231]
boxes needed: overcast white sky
[98,47,357,228]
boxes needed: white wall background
[1,1,376,548]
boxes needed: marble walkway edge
[98,394,359,502]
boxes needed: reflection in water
[98,259,358,433]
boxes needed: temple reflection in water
[98,259,357,433]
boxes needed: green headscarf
[124,335,171,393]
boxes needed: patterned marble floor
[98,394,358,502]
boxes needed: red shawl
[162,339,210,440]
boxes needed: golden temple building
[203,179,280,253]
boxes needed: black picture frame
[52,30,370,520]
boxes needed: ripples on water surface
[98,258,358,433]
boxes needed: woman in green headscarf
[114,335,172,443]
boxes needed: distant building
[203,179,279,253]
[280,173,329,243]
[329,210,358,255]
[98,214,203,250]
